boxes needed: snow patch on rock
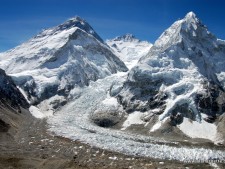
[29,106,45,118]
[150,117,169,132]
[122,111,145,130]
[178,117,218,142]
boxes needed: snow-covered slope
[106,34,152,69]
[0,17,128,111]
[117,12,225,142]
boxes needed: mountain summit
[45,16,104,43]
[0,16,128,112]
[117,12,225,142]
[153,11,209,49]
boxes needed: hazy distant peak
[113,33,139,42]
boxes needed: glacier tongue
[48,71,225,162]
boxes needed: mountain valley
[0,12,225,168]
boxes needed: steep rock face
[0,68,30,139]
[0,68,29,111]
[106,34,152,69]
[0,17,128,106]
[117,12,225,139]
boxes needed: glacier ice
[48,72,225,162]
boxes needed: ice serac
[0,16,128,110]
[117,12,225,142]
[106,34,152,69]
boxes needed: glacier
[48,71,225,163]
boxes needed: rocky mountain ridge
[0,68,30,140]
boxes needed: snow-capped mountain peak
[185,11,197,20]
[153,11,215,52]
[0,16,107,74]
[0,16,128,111]
[34,16,103,43]
[117,12,225,142]
[182,11,202,31]
[53,16,104,43]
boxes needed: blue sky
[0,0,225,52]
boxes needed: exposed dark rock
[90,110,122,128]
[170,112,183,126]
[204,116,216,123]
[93,118,117,128]
[195,82,225,122]
[0,69,29,110]
[117,77,165,113]
[0,68,32,142]
[0,119,10,132]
